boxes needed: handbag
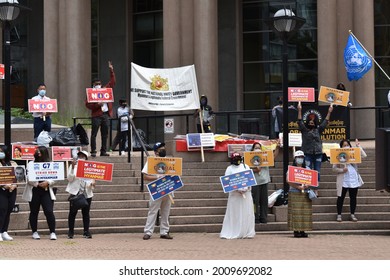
[68,192,88,210]
[307,189,318,200]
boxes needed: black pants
[119,130,128,152]
[33,117,51,139]
[68,198,92,233]
[337,187,358,215]
[196,123,211,133]
[91,114,109,154]
[29,187,56,233]
[251,184,268,223]
[0,188,17,232]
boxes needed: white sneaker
[50,232,57,240]
[2,232,13,241]
[351,214,358,222]
[0,234,3,242]
[32,232,40,240]
[336,215,342,222]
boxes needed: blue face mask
[38,90,46,97]
[0,152,5,159]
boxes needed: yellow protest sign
[147,157,183,176]
[319,86,350,106]
[329,147,361,164]
[244,150,274,167]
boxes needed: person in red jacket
[85,61,116,157]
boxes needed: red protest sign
[288,87,315,102]
[0,64,4,79]
[52,146,81,161]
[28,99,58,113]
[86,88,114,103]
[12,144,38,160]
[287,165,318,187]
[76,159,113,182]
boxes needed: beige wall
[318,0,375,139]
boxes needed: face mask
[296,158,304,165]
[38,90,46,96]
[34,152,40,160]
[158,150,166,157]
[0,152,5,159]
[254,148,261,151]
[94,85,102,89]
[201,100,206,106]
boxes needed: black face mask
[308,124,316,129]
[158,150,166,157]
[34,153,40,161]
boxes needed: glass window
[242,0,318,110]
[91,0,99,80]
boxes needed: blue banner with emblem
[147,175,183,201]
[220,169,256,193]
[344,34,372,81]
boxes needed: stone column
[163,0,181,67]
[44,0,91,122]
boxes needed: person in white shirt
[32,84,52,139]
[66,150,96,239]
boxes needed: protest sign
[330,147,362,164]
[288,87,315,102]
[12,144,38,160]
[27,162,65,181]
[287,166,318,187]
[319,86,350,106]
[28,99,58,113]
[244,150,274,167]
[76,160,114,181]
[86,88,114,103]
[147,157,182,176]
[52,146,81,161]
[147,175,184,201]
[220,169,257,193]
[186,133,215,150]
[0,166,26,184]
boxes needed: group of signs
[288,86,350,107]
[1,144,114,185]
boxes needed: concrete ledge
[272,205,288,222]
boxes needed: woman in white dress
[220,153,255,239]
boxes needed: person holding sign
[85,61,116,157]
[194,95,214,133]
[142,142,173,240]
[286,150,313,238]
[22,146,57,240]
[297,101,333,196]
[250,142,279,224]
[220,153,255,239]
[332,139,366,222]
[0,145,18,241]
[66,150,96,239]
[31,83,53,139]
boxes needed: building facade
[1,0,389,141]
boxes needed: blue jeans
[304,154,322,181]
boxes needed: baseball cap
[231,152,242,158]
[294,150,304,158]
[77,150,89,159]
[153,142,165,151]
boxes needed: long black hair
[34,146,50,162]
[339,139,352,148]
[0,145,12,166]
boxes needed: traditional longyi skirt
[288,192,312,231]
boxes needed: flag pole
[349,30,390,81]
[198,109,205,162]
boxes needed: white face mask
[296,158,304,165]
[0,152,5,159]
[38,90,46,96]
[254,148,261,151]
[94,85,101,89]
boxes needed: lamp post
[0,0,29,147]
[266,8,305,201]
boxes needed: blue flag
[343,34,372,81]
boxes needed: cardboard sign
[52,146,82,161]
[227,144,253,157]
[12,144,38,160]
[288,87,315,102]
[186,133,215,150]
[322,142,340,158]
[318,86,350,106]
[329,147,362,164]
[289,133,302,147]
[147,175,184,201]
[147,157,182,176]
[220,169,257,193]
[27,162,65,181]
[244,150,274,167]
[76,159,114,181]
[0,63,4,79]
[0,166,27,184]
[86,88,114,103]
[28,99,58,113]
[288,166,318,187]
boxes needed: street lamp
[0,0,30,147]
[266,8,305,202]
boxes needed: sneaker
[50,232,57,240]
[0,234,3,242]
[100,153,110,157]
[160,234,173,239]
[143,234,151,240]
[351,214,358,222]
[336,215,342,222]
[83,231,92,239]
[67,231,74,239]
[2,232,13,241]
[32,232,40,240]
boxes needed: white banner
[130,63,200,111]
[27,162,65,181]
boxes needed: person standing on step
[333,139,366,222]
[250,141,279,224]
[85,61,116,157]
[286,150,313,238]
[31,83,53,139]
[117,99,134,156]
[22,146,57,240]
[66,150,96,239]
[0,145,19,242]
[220,153,255,239]
[194,95,214,133]
[142,142,173,240]
[297,101,333,196]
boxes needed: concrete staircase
[9,146,390,236]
